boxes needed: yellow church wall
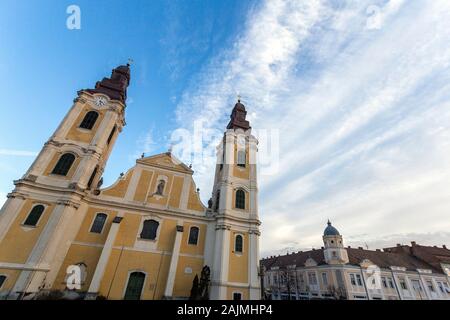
[156,218,177,251]
[0,269,20,291]
[133,169,153,202]
[0,200,55,264]
[227,287,249,300]
[168,176,184,208]
[172,255,204,297]
[228,231,249,284]
[43,151,81,179]
[98,249,171,300]
[187,182,205,211]
[51,244,103,292]
[113,213,142,247]
[231,189,250,212]
[65,106,105,144]
[180,222,206,256]
[102,168,134,198]
[74,207,118,244]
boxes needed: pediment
[360,259,375,268]
[137,152,193,174]
[305,258,318,267]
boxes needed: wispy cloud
[172,0,450,255]
[0,149,38,157]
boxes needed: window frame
[79,110,99,130]
[235,189,246,210]
[139,219,160,241]
[22,204,46,227]
[123,270,147,300]
[234,234,244,254]
[89,213,108,234]
[187,226,200,246]
[51,152,76,176]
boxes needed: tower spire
[226,99,251,130]
[85,64,131,104]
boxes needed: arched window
[188,226,199,245]
[0,275,6,289]
[140,219,159,240]
[235,234,243,253]
[23,205,45,226]
[90,213,107,233]
[51,153,76,176]
[237,150,246,167]
[124,272,146,300]
[235,189,245,209]
[79,111,99,130]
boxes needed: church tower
[208,100,261,300]
[0,64,130,298]
[323,220,349,265]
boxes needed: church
[0,64,261,300]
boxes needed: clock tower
[0,64,130,298]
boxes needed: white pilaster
[164,223,184,298]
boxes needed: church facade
[0,65,261,300]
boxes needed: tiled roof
[261,246,444,274]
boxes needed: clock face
[94,96,107,107]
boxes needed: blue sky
[1,0,450,256]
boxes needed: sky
[1,0,450,257]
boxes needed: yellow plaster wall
[172,255,204,297]
[74,207,118,244]
[228,232,249,284]
[0,200,54,264]
[102,168,134,198]
[187,182,205,211]
[52,244,103,291]
[65,106,105,144]
[98,249,171,300]
[133,169,153,202]
[113,213,141,247]
[156,218,177,252]
[168,176,184,208]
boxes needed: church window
[90,213,107,234]
[124,272,146,300]
[350,274,357,286]
[140,219,159,240]
[52,153,76,176]
[233,292,242,300]
[0,275,6,289]
[107,126,116,145]
[237,150,246,167]
[235,189,245,209]
[79,111,99,130]
[356,274,363,286]
[235,234,243,253]
[188,226,199,245]
[24,204,45,226]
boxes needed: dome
[324,220,340,236]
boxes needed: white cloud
[0,149,38,157]
[173,0,450,255]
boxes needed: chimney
[358,247,363,250]
[443,245,447,249]
[411,241,416,246]
[347,246,351,249]
[396,243,401,247]
[376,249,381,252]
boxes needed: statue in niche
[156,180,165,195]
